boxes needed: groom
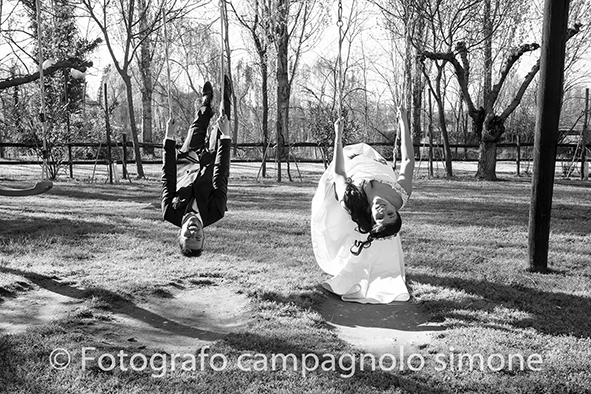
[161,77,232,256]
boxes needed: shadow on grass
[229,184,315,212]
[254,285,442,334]
[0,281,33,300]
[4,181,160,206]
[0,202,169,252]
[412,272,591,338]
[0,216,127,256]
[0,213,125,232]
[553,178,591,189]
[410,199,590,236]
[0,267,225,342]
[317,289,442,332]
[410,178,589,227]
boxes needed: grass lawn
[0,162,590,393]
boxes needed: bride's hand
[334,118,344,141]
[397,106,408,122]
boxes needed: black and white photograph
[0,0,590,393]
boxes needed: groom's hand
[165,117,177,140]
[217,115,231,140]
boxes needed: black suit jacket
[161,138,230,228]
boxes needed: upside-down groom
[161,76,232,256]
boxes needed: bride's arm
[332,118,348,200]
[397,106,414,196]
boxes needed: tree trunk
[140,88,153,156]
[138,0,154,156]
[434,65,453,176]
[476,141,497,180]
[462,102,468,160]
[483,0,493,111]
[275,0,289,183]
[412,66,422,159]
[12,81,23,158]
[476,0,496,181]
[476,115,505,180]
[261,61,269,177]
[276,59,289,182]
[435,98,453,177]
[412,18,424,158]
[122,74,145,178]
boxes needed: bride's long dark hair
[342,179,402,255]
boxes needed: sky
[79,0,353,98]
[1,0,589,105]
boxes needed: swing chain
[219,0,226,109]
[337,0,343,119]
[337,0,343,27]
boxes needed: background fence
[0,139,588,180]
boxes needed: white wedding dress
[311,143,410,304]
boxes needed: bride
[311,106,414,304]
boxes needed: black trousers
[186,106,214,153]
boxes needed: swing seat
[0,181,53,197]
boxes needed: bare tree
[0,0,93,90]
[78,0,205,178]
[274,0,290,182]
[375,0,462,175]
[229,0,273,177]
[418,0,583,180]
[230,0,327,181]
[1,0,99,178]
[136,0,155,155]
[79,0,147,177]
[271,0,328,181]
[370,1,430,172]
[271,0,326,182]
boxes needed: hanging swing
[0,0,53,197]
[0,180,53,197]
[219,0,227,113]
[207,0,230,151]
[337,0,344,120]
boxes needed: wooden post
[428,90,434,177]
[68,143,73,178]
[103,83,113,185]
[63,68,71,162]
[516,134,521,176]
[122,133,128,179]
[528,0,570,273]
[581,88,588,180]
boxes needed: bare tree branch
[0,58,93,90]
[418,48,478,115]
[499,22,582,120]
[489,43,540,107]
